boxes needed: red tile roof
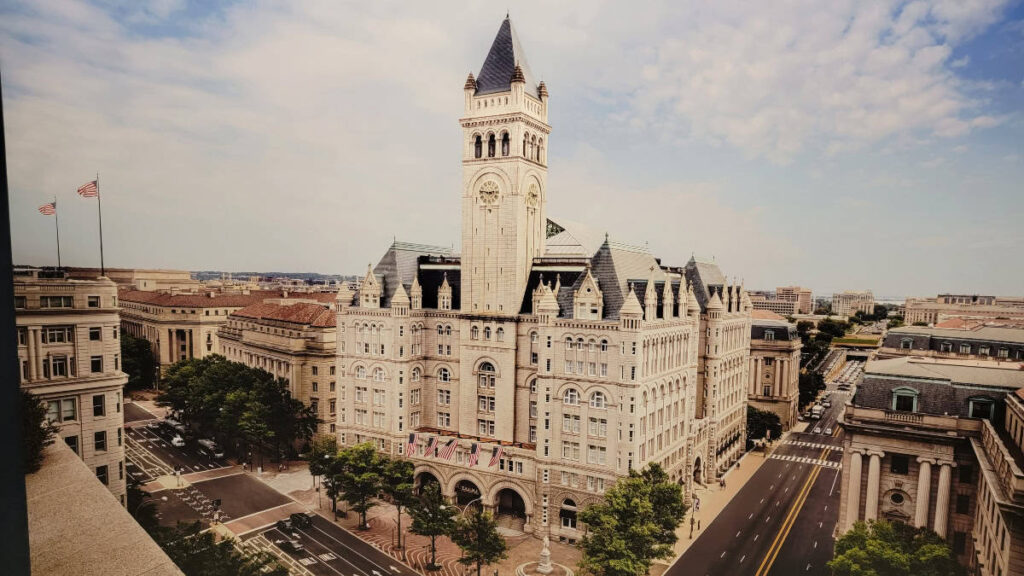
[231,302,335,328]
[119,289,285,308]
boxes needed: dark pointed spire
[476,17,538,96]
[511,63,525,83]
[538,80,548,98]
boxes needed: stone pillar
[754,358,762,395]
[845,451,863,532]
[934,463,953,538]
[27,328,38,381]
[33,328,44,380]
[774,360,782,395]
[864,452,882,522]
[914,459,933,528]
[780,359,788,398]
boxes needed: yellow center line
[754,446,830,576]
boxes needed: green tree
[746,406,783,447]
[381,457,416,552]
[828,520,964,576]
[409,482,457,570]
[127,481,161,533]
[451,509,508,576]
[337,442,385,529]
[873,304,889,320]
[121,333,157,391]
[22,390,58,474]
[796,320,814,339]
[153,521,287,576]
[818,318,850,339]
[888,316,905,329]
[799,372,827,409]
[578,464,688,576]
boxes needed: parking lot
[243,514,419,576]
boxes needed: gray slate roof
[590,240,664,320]
[684,256,727,312]
[476,17,540,97]
[373,241,452,307]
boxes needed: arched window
[501,132,510,156]
[530,331,538,343]
[356,366,366,380]
[496,327,505,341]
[523,133,529,157]
[478,362,496,388]
[437,325,444,336]
[560,499,578,529]
[577,338,585,350]
[537,138,543,162]
[484,327,491,340]
[411,367,421,382]
[565,337,573,350]
[471,326,479,340]
[564,388,580,405]
[438,368,451,383]
[487,133,496,157]
[590,391,607,409]
[373,368,385,382]
[474,135,482,159]
[445,325,452,337]
[600,339,608,352]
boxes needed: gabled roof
[684,256,727,312]
[475,17,540,97]
[231,301,336,328]
[589,239,664,320]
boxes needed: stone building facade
[332,17,751,542]
[832,290,874,317]
[838,356,1024,574]
[776,286,813,315]
[119,288,334,373]
[14,268,129,503]
[747,318,801,430]
[748,292,799,316]
[905,294,1024,326]
[880,325,1024,362]
[218,299,338,436]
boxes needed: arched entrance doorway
[415,471,440,495]
[693,457,703,484]
[454,479,483,509]
[494,488,527,532]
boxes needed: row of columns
[24,327,46,381]
[845,450,954,538]
[751,356,793,398]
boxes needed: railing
[885,410,923,424]
[979,419,1024,503]
[844,405,983,435]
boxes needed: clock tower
[460,16,550,316]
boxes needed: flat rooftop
[865,356,1024,389]
[888,325,1024,345]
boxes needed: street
[667,377,850,576]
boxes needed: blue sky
[2,0,1022,298]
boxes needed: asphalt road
[249,515,420,576]
[667,385,848,576]
[125,423,229,483]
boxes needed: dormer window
[968,397,995,420]
[891,387,919,412]
[764,330,775,341]
[900,339,913,350]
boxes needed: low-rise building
[748,291,799,316]
[838,356,1024,573]
[14,268,129,503]
[880,325,1024,362]
[218,299,337,435]
[905,294,1024,326]
[832,290,875,317]
[66,267,200,292]
[776,286,813,315]
[747,316,801,430]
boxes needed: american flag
[38,201,56,215]
[467,443,480,466]
[406,433,418,456]
[489,445,504,467]
[424,436,439,457]
[77,180,98,198]
[439,439,458,460]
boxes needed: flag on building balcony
[406,433,418,456]
[425,436,439,456]
[467,443,480,466]
[440,439,458,460]
[38,201,56,215]
[489,445,503,467]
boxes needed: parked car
[825,427,833,435]
[813,426,823,434]
[170,435,186,448]
[275,518,294,532]
[822,400,832,408]
[290,513,313,529]
[275,539,304,553]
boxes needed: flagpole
[96,172,105,276]
[53,197,61,268]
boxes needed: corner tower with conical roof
[460,16,550,316]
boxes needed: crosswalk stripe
[769,453,842,470]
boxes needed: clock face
[527,184,540,207]
[479,181,499,205]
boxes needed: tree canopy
[451,509,508,576]
[829,520,964,576]
[121,333,157,391]
[409,482,458,570]
[578,463,688,576]
[157,355,318,462]
[22,390,57,474]
[747,406,783,447]
[152,521,287,576]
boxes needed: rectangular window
[373,389,385,406]
[93,394,105,417]
[530,401,537,418]
[94,430,107,451]
[562,414,580,434]
[96,465,108,485]
[477,419,495,436]
[588,445,607,465]
[893,393,915,412]
[588,418,607,438]
[529,425,537,443]
[90,356,103,373]
[41,295,73,308]
[561,441,580,461]
[959,344,971,355]
[43,326,73,343]
[410,412,420,428]
[89,327,102,341]
[117,427,122,446]
[312,382,319,392]
[355,409,368,425]
[955,494,970,514]
[437,390,451,406]
[437,412,451,427]
[50,355,68,377]
[890,454,909,475]
[477,395,495,412]
[87,295,100,308]
[312,366,318,376]
[373,412,385,427]
[64,435,79,454]
[329,399,336,414]
[410,389,421,405]
[330,366,336,376]
[355,386,367,403]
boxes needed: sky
[2,0,1022,299]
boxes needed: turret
[335,282,354,309]
[464,72,477,112]
[686,282,698,318]
[662,278,675,319]
[438,273,452,311]
[410,275,422,310]
[573,266,603,320]
[359,264,381,309]
[620,284,643,331]
[537,282,560,324]
[391,282,409,317]
[644,270,658,322]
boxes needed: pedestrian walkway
[783,440,844,451]
[769,453,842,469]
